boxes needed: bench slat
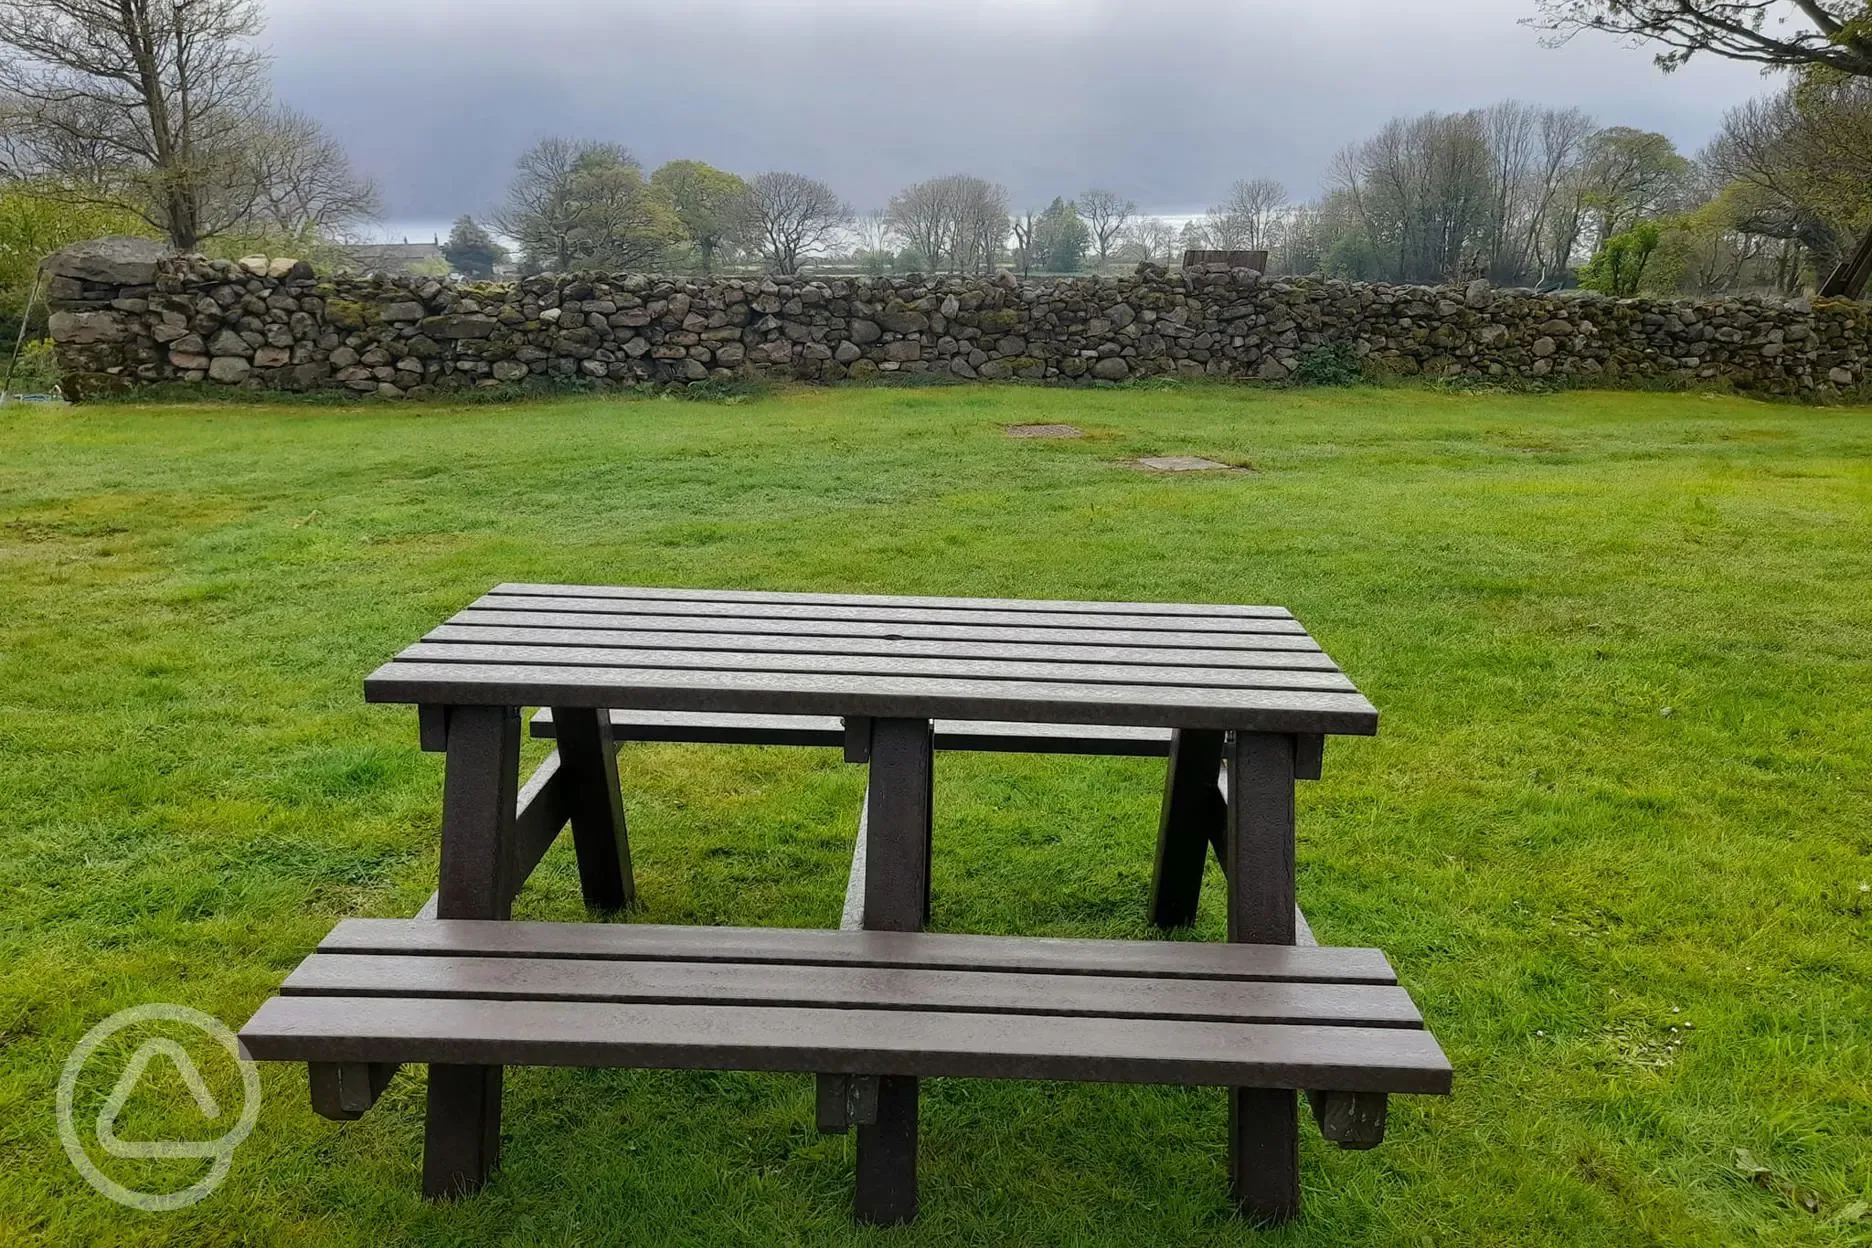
[240,996,1452,1093]
[365,661,1380,735]
[395,642,1359,694]
[316,920,1399,984]
[428,625,1344,672]
[452,610,1328,653]
[492,583,1297,620]
[474,594,1312,636]
[282,954,1425,1028]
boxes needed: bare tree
[0,0,272,248]
[1121,215,1178,264]
[1010,210,1038,276]
[498,138,598,272]
[1526,106,1598,283]
[885,174,1007,273]
[1480,101,1540,281]
[1078,188,1136,268]
[1332,112,1494,282]
[248,106,381,242]
[1206,178,1288,251]
[1529,1,1872,76]
[1269,201,1324,274]
[852,208,894,255]
[954,179,1010,273]
[747,170,849,274]
[1201,206,1251,250]
[886,177,955,272]
[1177,218,1212,255]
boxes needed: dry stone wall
[45,236,1872,399]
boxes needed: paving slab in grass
[1006,423,1085,438]
[1135,455,1247,472]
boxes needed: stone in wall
[41,237,1872,401]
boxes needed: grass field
[1,382,1869,1247]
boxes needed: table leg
[855,716,932,1226]
[548,706,635,911]
[423,704,521,1200]
[1224,731,1299,1223]
[1149,729,1228,928]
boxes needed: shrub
[1290,343,1363,387]
[3,338,62,396]
[1579,222,1663,297]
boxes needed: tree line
[1205,83,1868,298]
[0,0,1865,310]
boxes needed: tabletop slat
[474,594,1312,635]
[366,660,1379,734]
[451,609,1329,653]
[495,583,1296,620]
[396,642,1359,694]
[426,624,1343,671]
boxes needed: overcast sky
[264,0,1776,238]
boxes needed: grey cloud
[264,0,1771,221]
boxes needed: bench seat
[530,707,1177,756]
[239,919,1451,1213]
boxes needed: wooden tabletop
[366,584,1378,735]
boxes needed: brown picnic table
[239,584,1447,1226]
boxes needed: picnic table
[240,584,1446,1225]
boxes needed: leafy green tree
[1579,220,1663,295]
[0,186,148,340]
[497,139,686,273]
[1034,197,1090,272]
[441,215,509,278]
[650,161,752,275]
[1531,0,1872,295]
[1580,127,1693,248]
[1704,73,1872,285]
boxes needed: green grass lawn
[2,383,1869,1247]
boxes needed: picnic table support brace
[423,704,521,1200]
[1225,730,1300,1223]
[548,705,635,911]
[1149,729,1227,928]
[854,716,932,1226]
[1151,731,1322,930]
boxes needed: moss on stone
[324,299,379,330]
